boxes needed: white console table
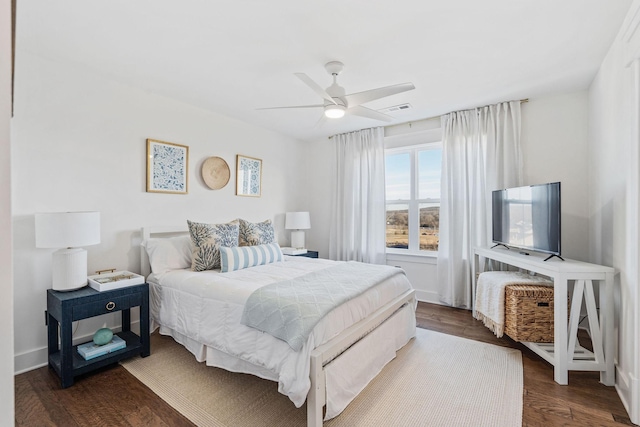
[472,246,615,386]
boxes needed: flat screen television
[492,182,562,260]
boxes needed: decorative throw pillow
[238,218,276,246]
[219,243,284,273]
[187,220,239,271]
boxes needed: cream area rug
[122,328,523,427]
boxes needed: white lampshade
[35,212,101,291]
[285,212,311,230]
[285,212,310,249]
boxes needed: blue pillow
[187,219,240,271]
[219,243,284,273]
[237,218,276,246]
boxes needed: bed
[140,225,416,426]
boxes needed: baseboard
[615,366,639,424]
[415,289,444,305]
[14,320,140,375]
[631,372,639,425]
[14,347,49,375]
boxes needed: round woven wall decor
[201,156,230,190]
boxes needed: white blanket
[474,271,552,337]
[148,256,415,417]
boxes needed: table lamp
[35,211,101,291]
[285,212,310,249]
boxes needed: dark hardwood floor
[15,302,634,426]
[416,303,634,427]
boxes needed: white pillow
[142,235,193,274]
[219,243,283,273]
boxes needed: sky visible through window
[385,149,441,201]
[385,153,410,200]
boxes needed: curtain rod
[385,98,529,131]
[329,98,529,139]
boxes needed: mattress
[148,256,416,416]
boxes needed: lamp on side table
[285,211,311,250]
[35,211,101,291]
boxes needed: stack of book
[77,335,126,360]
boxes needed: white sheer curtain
[330,127,386,264]
[437,101,522,308]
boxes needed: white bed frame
[141,226,415,426]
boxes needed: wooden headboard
[140,226,189,278]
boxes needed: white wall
[12,51,305,372]
[588,0,640,421]
[1,0,15,423]
[303,138,334,258]
[521,92,590,261]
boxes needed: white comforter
[149,256,414,410]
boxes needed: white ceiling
[17,0,632,142]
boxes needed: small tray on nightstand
[88,271,145,292]
[289,250,318,259]
[281,247,308,255]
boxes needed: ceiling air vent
[379,103,412,114]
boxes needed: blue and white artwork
[236,155,262,197]
[147,139,189,194]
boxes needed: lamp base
[52,248,88,291]
[290,230,306,250]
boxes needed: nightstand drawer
[72,294,137,320]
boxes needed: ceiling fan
[258,61,415,122]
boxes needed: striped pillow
[219,243,284,273]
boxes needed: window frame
[385,142,442,257]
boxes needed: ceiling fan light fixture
[324,104,346,119]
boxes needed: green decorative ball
[93,328,113,346]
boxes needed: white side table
[472,246,616,386]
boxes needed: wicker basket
[504,284,554,343]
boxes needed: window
[385,144,442,253]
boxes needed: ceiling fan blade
[313,114,327,129]
[256,104,324,110]
[294,73,337,105]
[348,105,394,122]
[344,82,415,107]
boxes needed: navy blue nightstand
[293,250,319,258]
[46,283,150,388]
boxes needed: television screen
[492,182,561,256]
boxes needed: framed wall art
[236,155,262,197]
[146,139,189,194]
